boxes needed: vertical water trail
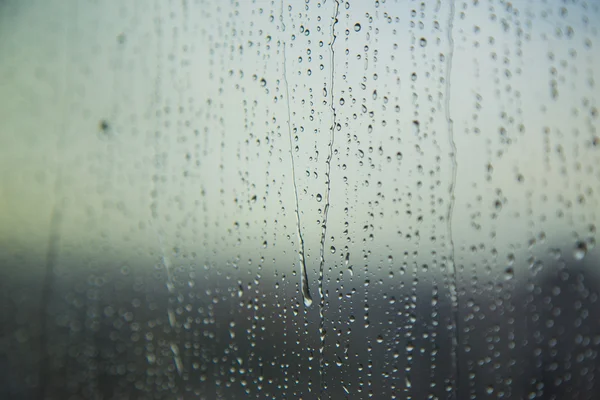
[317,0,339,396]
[281,11,313,308]
[153,221,184,376]
[150,3,183,375]
[445,1,461,398]
[150,151,184,376]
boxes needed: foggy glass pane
[1,0,599,399]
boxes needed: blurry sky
[0,0,598,281]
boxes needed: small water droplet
[354,23,361,32]
[167,309,176,327]
[494,199,502,210]
[412,120,420,135]
[316,193,323,202]
[573,241,587,260]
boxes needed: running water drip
[444,1,461,398]
[153,221,184,376]
[282,9,313,308]
[318,0,339,396]
[150,30,183,373]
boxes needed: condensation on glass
[0,0,599,399]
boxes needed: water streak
[445,1,461,398]
[317,0,340,396]
[282,19,313,308]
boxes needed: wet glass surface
[1,1,599,398]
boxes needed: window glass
[0,0,599,398]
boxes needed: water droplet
[412,120,420,135]
[573,241,587,260]
[316,193,323,202]
[494,200,502,210]
[419,37,427,47]
[354,23,361,32]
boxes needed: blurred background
[0,0,599,398]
